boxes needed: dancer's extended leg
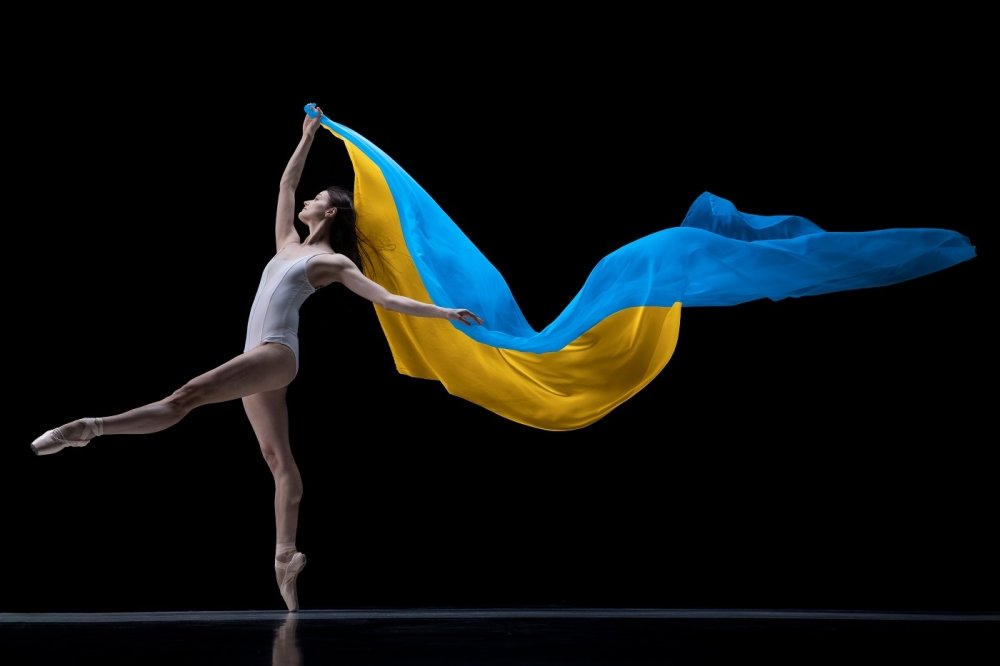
[32,343,297,454]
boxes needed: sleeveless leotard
[245,248,327,371]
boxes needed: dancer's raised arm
[274,107,324,251]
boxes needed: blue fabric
[314,107,976,354]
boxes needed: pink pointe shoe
[31,419,103,456]
[275,552,307,612]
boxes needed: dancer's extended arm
[274,109,324,251]
[312,254,483,326]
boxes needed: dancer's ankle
[84,417,104,438]
[276,542,297,564]
[63,417,103,441]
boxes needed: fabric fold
[308,106,975,430]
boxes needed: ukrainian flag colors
[308,105,975,430]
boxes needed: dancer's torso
[244,245,332,369]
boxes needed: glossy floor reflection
[3,608,998,665]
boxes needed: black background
[4,19,993,613]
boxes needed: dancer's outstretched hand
[445,308,484,326]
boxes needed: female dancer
[30,105,483,611]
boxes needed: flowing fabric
[307,105,976,430]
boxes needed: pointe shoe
[31,419,103,456]
[31,427,91,456]
[275,552,306,612]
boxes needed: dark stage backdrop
[5,44,993,613]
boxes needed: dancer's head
[299,187,347,226]
[300,186,373,275]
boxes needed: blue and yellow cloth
[307,105,976,430]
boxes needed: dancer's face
[299,192,335,223]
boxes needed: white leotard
[244,248,328,371]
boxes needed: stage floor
[3,608,997,664]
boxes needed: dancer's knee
[164,381,208,415]
[260,441,297,471]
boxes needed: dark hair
[324,186,375,276]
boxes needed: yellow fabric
[331,127,683,431]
